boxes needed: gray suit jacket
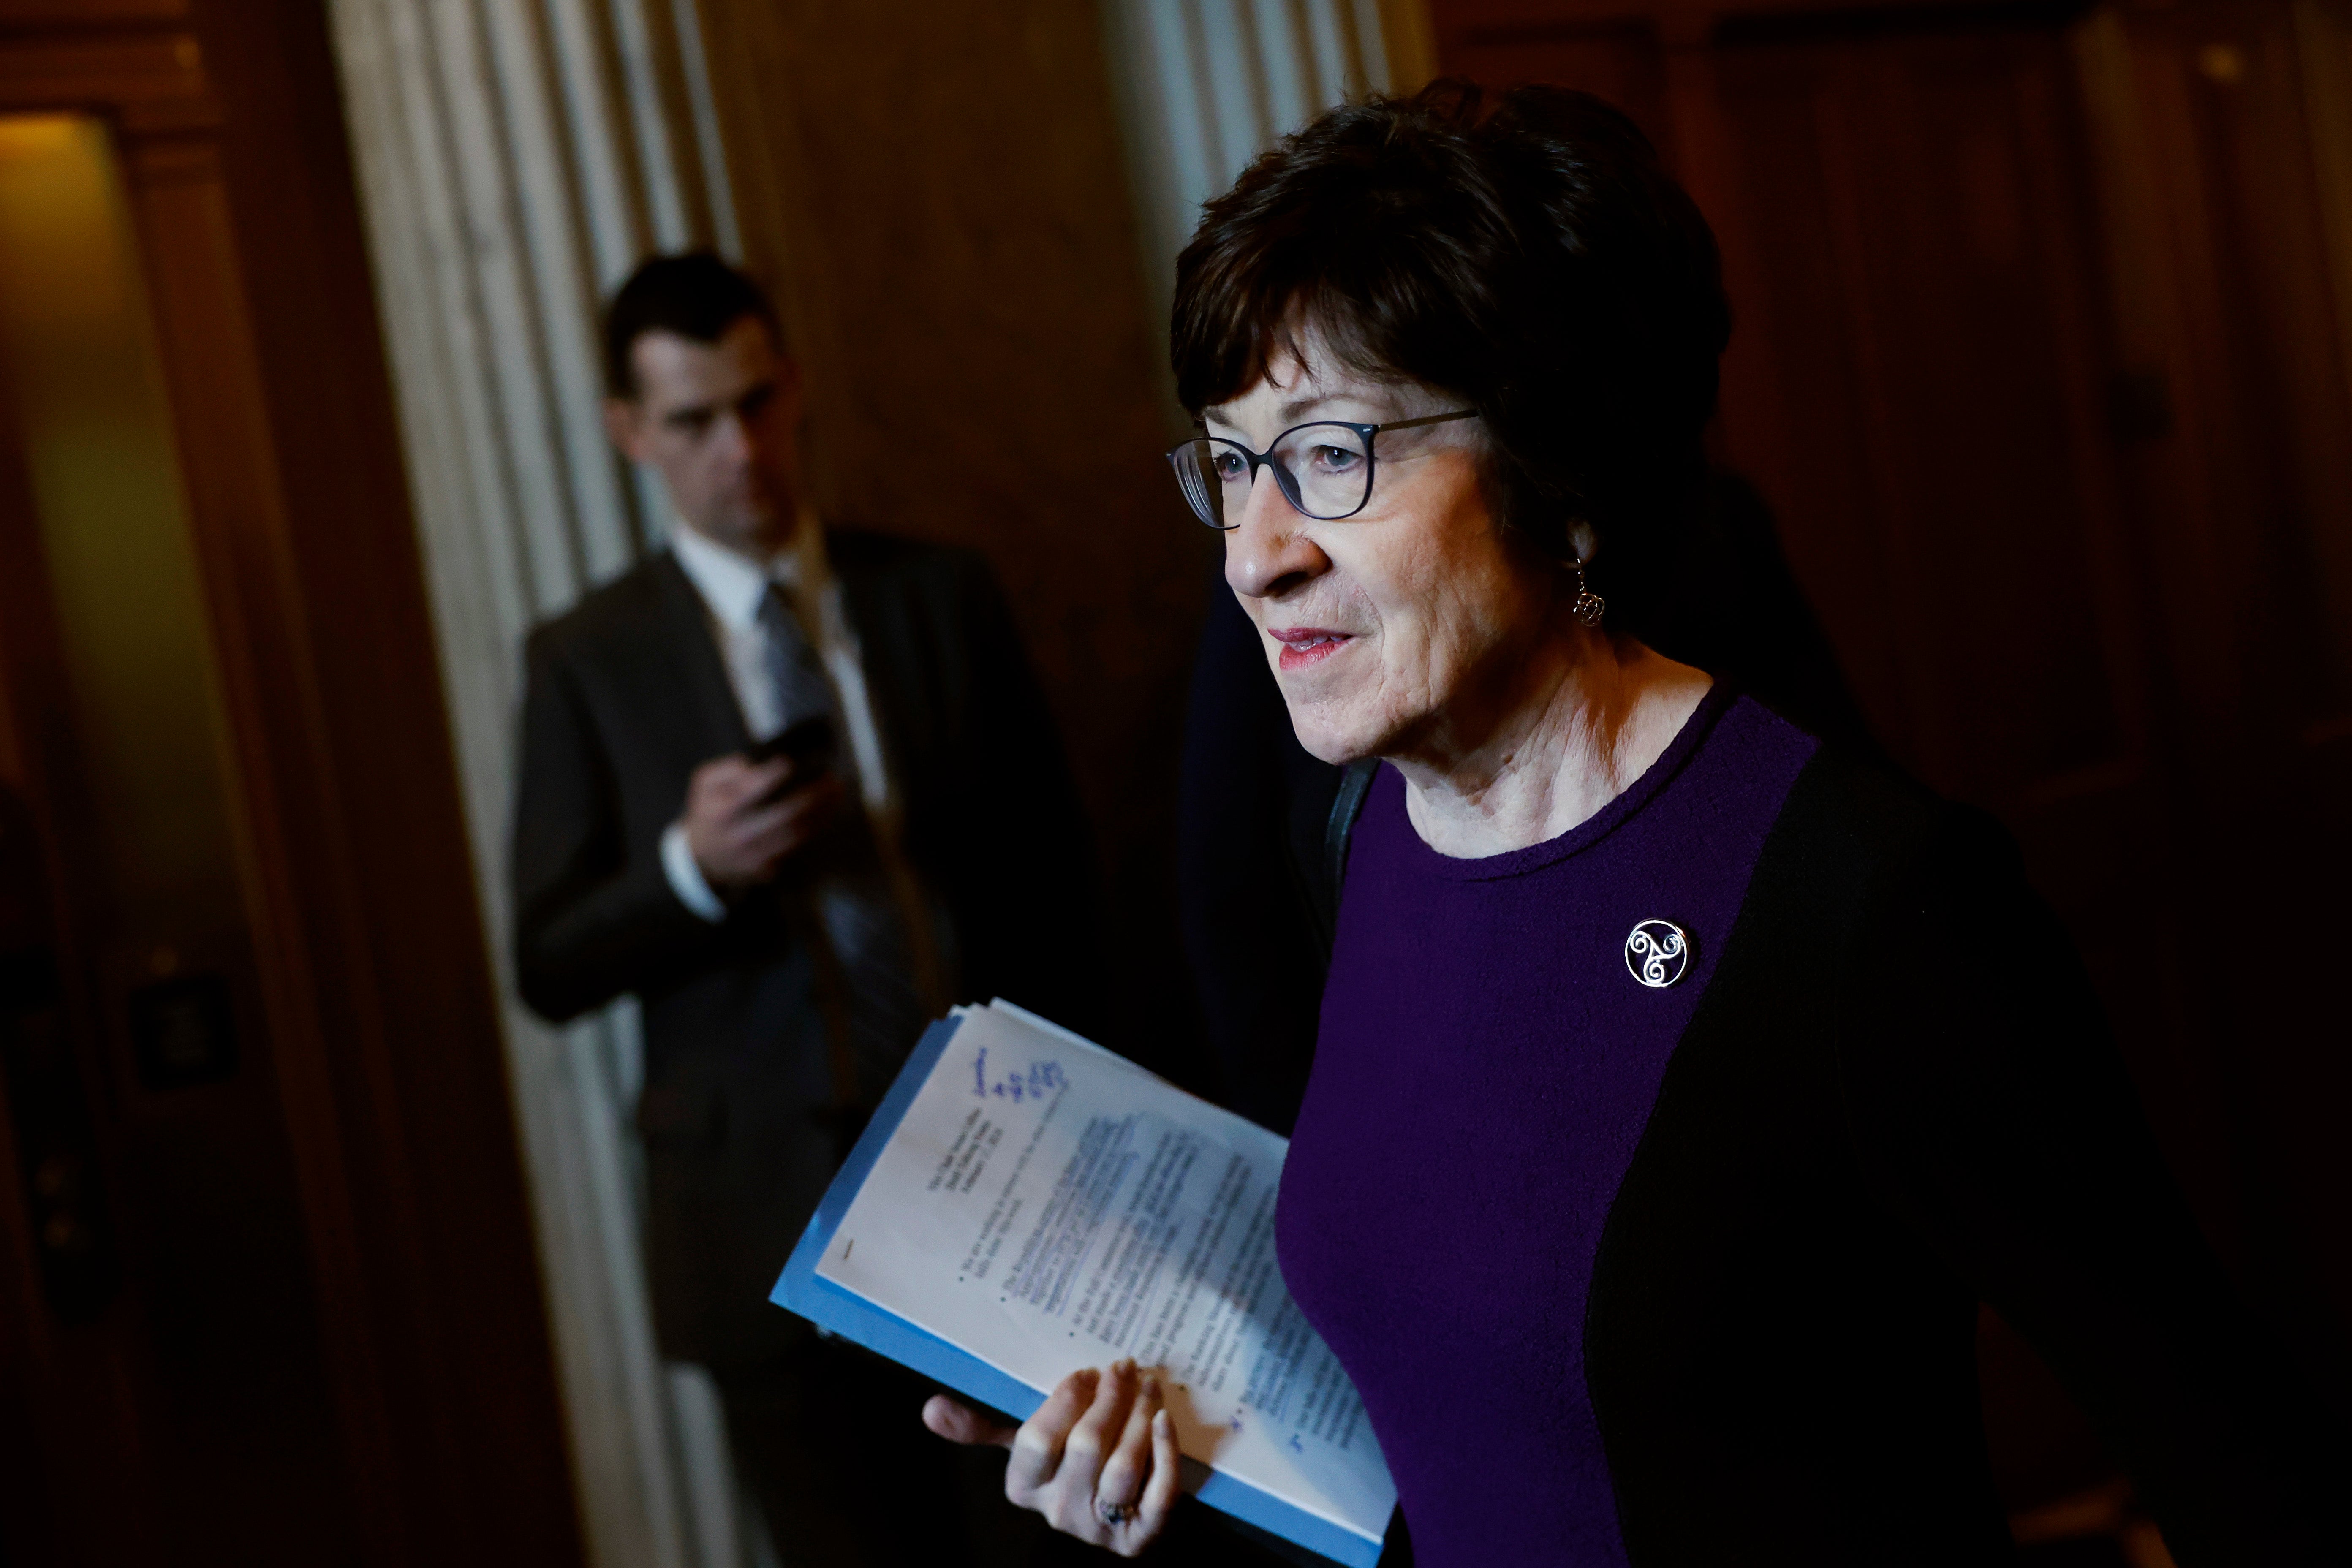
[511,531,1101,1367]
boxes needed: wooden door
[0,6,581,1565]
[0,113,353,1563]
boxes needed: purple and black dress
[1275,688,2344,1567]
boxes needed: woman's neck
[1391,630,1713,859]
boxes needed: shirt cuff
[660,819,727,923]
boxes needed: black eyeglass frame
[1165,409,1479,530]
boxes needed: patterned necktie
[756,586,931,1128]
[757,584,840,752]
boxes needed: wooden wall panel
[1439,20,1672,140]
[1433,0,2352,1502]
[1724,35,2134,800]
[2080,0,2352,1395]
[1695,27,2211,1229]
[698,0,1219,1084]
[1706,46,1924,755]
[2127,1,2352,722]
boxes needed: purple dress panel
[1275,690,1819,1567]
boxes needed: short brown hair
[1171,81,1729,634]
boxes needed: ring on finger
[1096,1497,1137,1527]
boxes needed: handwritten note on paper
[815,1001,1395,1554]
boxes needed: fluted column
[322,4,747,1565]
[1100,0,1437,404]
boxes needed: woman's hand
[923,1359,1182,1557]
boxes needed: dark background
[1432,0,2352,1520]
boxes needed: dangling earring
[1567,557,1606,628]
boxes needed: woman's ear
[1565,518,1599,566]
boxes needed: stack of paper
[772,1000,1397,1566]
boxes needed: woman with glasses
[923,82,2343,1564]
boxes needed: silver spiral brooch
[1624,920,1691,989]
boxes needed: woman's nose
[1222,467,1327,601]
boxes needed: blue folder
[772,1013,1389,1567]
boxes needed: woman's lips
[1268,627,1353,672]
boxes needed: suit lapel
[651,549,753,759]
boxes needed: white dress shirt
[658,515,899,921]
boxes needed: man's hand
[683,753,842,890]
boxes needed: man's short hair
[601,251,783,398]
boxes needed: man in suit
[511,252,1100,1563]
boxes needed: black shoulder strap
[1307,759,1380,959]
[1325,758,1379,893]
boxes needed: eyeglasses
[1165,410,1478,530]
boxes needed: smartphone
[746,714,837,794]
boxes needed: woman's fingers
[1049,1359,1137,1535]
[921,1394,1015,1448]
[1126,1406,1183,1554]
[1101,1381,1179,1558]
[1092,1372,1160,1519]
[1003,1368,1099,1504]
[983,1360,1184,1556]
